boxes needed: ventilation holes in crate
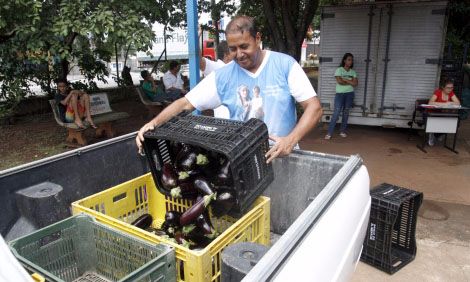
[158,140,171,163]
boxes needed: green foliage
[238,0,320,61]
[0,0,191,116]
[446,0,470,60]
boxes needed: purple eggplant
[180,193,216,226]
[182,224,214,247]
[196,213,216,235]
[212,190,236,217]
[171,183,198,199]
[216,159,233,186]
[176,145,198,171]
[162,163,178,190]
[165,211,182,227]
[194,177,214,196]
[131,214,153,230]
[170,141,182,159]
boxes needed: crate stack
[361,183,423,274]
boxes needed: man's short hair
[55,78,68,85]
[169,60,179,71]
[217,41,230,59]
[141,70,150,79]
[225,16,258,38]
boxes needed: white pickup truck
[0,133,370,281]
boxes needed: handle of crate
[124,260,168,281]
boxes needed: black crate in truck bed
[143,112,274,216]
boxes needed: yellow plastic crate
[72,173,270,282]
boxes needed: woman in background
[325,53,358,140]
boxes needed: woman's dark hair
[340,53,354,69]
[440,78,454,89]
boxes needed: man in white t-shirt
[163,61,187,96]
[137,16,322,163]
[200,40,234,118]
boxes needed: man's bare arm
[266,97,322,162]
[136,97,195,153]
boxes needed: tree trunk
[59,32,78,81]
[60,60,69,81]
[115,42,120,81]
[261,0,319,62]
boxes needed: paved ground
[299,121,470,282]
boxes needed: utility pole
[211,0,219,60]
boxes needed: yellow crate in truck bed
[71,173,270,282]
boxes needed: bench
[50,93,130,146]
[136,87,171,116]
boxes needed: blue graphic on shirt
[215,51,296,137]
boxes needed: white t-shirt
[203,58,226,76]
[187,50,316,137]
[163,71,184,90]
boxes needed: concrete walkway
[299,121,470,281]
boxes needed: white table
[417,106,468,154]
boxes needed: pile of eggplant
[163,142,237,217]
[132,143,238,249]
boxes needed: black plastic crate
[143,111,274,217]
[361,183,423,274]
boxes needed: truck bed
[0,133,370,280]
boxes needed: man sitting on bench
[140,70,180,103]
[55,79,96,129]
[163,61,188,97]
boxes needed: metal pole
[186,0,201,90]
[379,4,393,117]
[164,26,168,61]
[362,5,375,116]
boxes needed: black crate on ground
[361,183,423,274]
[143,111,274,217]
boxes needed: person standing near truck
[325,53,358,140]
[136,15,322,163]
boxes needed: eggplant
[165,211,182,227]
[176,145,198,171]
[180,193,216,226]
[182,224,213,247]
[171,184,198,199]
[196,213,215,235]
[170,141,182,159]
[194,177,214,196]
[162,163,178,190]
[216,159,233,186]
[131,214,153,230]
[212,190,236,217]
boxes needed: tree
[238,0,320,61]
[446,0,470,60]
[0,0,185,118]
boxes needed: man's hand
[265,135,297,163]
[136,121,157,154]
